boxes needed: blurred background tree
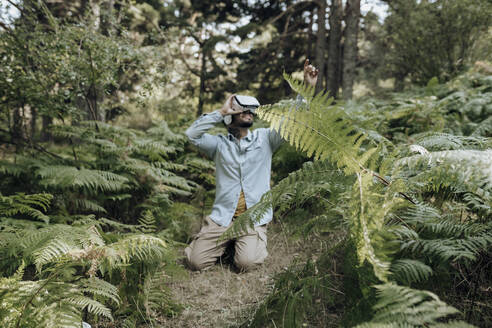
[380,0,491,89]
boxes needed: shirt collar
[244,130,253,141]
[228,130,253,142]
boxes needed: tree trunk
[307,8,314,60]
[12,107,24,147]
[327,0,342,98]
[100,0,114,36]
[88,84,104,122]
[342,0,360,100]
[90,0,101,30]
[30,107,37,141]
[314,0,327,94]
[41,115,53,142]
[196,52,206,117]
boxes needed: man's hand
[303,59,319,87]
[219,95,243,116]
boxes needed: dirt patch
[157,224,312,328]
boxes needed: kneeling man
[184,60,318,271]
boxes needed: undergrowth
[232,69,492,327]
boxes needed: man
[185,60,319,271]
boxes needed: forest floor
[156,223,319,328]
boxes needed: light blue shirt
[185,110,284,227]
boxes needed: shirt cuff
[196,110,224,124]
[210,110,224,122]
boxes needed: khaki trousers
[185,216,268,271]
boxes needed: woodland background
[0,0,491,327]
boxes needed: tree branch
[0,20,11,31]
[265,0,315,27]
[5,0,23,13]
[178,44,201,77]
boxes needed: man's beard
[239,121,253,128]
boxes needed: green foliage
[0,195,182,327]
[0,193,52,223]
[354,284,474,328]
[382,0,492,85]
[222,160,349,240]
[0,3,211,325]
[242,260,339,328]
[260,73,379,174]
[0,120,194,224]
[0,6,143,133]
[0,264,118,328]
[241,72,492,327]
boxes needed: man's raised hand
[220,95,243,116]
[303,59,319,87]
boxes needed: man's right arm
[185,111,223,158]
[185,95,242,158]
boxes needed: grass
[154,223,318,328]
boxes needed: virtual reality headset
[224,95,260,125]
[232,95,260,112]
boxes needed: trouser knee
[185,247,213,271]
[234,254,264,272]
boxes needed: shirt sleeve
[268,94,305,152]
[185,110,223,158]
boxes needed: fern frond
[412,132,488,151]
[93,217,141,233]
[355,283,473,327]
[66,295,113,320]
[401,238,477,262]
[395,150,492,203]
[0,193,53,223]
[0,276,84,328]
[349,172,402,282]
[138,210,157,233]
[81,277,120,305]
[33,238,76,271]
[390,259,433,285]
[103,235,167,268]
[0,160,25,177]
[146,121,185,143]
[257,73,378,175]
[222,161,347,239]
[37,165,129,194]
[130,139,177,158]
[141,268,177,318]
[73,198,107,213]
[81,120,138,139]
[471,116,492,137]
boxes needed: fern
[81,277,121,305]
[0,264,113,328]
[390,259,433,285]
[355,284,475,328]
[471,116,492,137]
[412,132,489,151]
[138,210,157,233]
[242,72,492,327]
[394,150,492,207]
[257,73,378,175]
[349,172,405,282]
[101,234,167,268]
[222,160,347,239]
[0,193,53,223]
[37,165,129,193]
